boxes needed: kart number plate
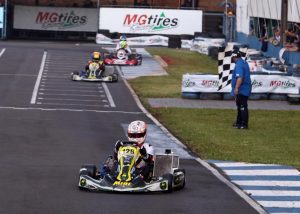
[115,60,126,64]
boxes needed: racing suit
[114,140,154,181]
[115,43,132,54]
[85,60,105,78]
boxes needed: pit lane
[0,41,261,214]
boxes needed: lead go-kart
[78,142,185,193]
[103,48,142,66]
[71,62,118,82]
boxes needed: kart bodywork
[71,62,118,82]
[103,49,142,66]
[78,145,185,193]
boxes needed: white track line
[259,201,300,208]
[31,51,47,104]
[214,163,283,167]
[196,158,268,214]
[234,181,300,187]
[120,65,267,214]
[102,82,116,107]
[0,48,6,57]
[39,88,101,93]
[38,93,100,97]
[38,98,102,102]
[0,106,143,114]
[36,102,108,107]
[224,169,300,176]
[0,74,38,77]
[248,190,300,197]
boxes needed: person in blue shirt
[230,50,252,129]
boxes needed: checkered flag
[217,45,248,91]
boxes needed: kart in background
[71,62,118,82]
[78,143,185,193]
[103,48,142,66]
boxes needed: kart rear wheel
[173,169,186,190]
[136,55,142,65]
[111,73,118,82]
[80,164,97,179]
[163,173,174,193]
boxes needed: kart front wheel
[163,173,174,193]
[80,164,97,179]
[71,72,79,81]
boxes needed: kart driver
[85,51,105,77]
[116,35,132,54]
[114,120,154,181]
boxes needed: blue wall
[237,32,300,65]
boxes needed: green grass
[129,48,217,98]
[150,108,300,168]
[129,47,300,169]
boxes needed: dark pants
[235,95,249,126]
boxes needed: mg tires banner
[99,8,202,35]
[182,74,300,94]
[14,6,97,32]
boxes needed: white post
[3,0,7,39]
[225,0,228,41]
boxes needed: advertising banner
[99,8,202,35]
[0,7,3,29]
[14,5,97,32]
[182,74,300,94]
[96,34,169,46]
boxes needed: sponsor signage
[0,7,3,29]
[99,8,202,35]
[14,6,97,32]
[182,74,300,94]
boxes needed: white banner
[288,0,300,22]
[96,34,169,46]
[190,37,225,55]
[0,7,3,29]
[182,74,300,94]
[248,0,281,20]
[99,8,202,35]
[123,35,169,46]
[13,6,98,32]
[247,0,300,22]
[236,0,250,36]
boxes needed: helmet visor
[128,132,146,139]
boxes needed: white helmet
[127,120,147,146]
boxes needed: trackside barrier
[182,73,300,103]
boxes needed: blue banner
[0,7,3,29]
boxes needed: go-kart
[103,49,142,66]
[71,62,118,82]
[78,142,185,193]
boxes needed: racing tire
[163,173,174,193]
[136,55,142,65]
[173,169,186,190]
[80,164,97,179]
[71,71,79,81]
[111,73,118,82]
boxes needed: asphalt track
[0,41,261,214]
